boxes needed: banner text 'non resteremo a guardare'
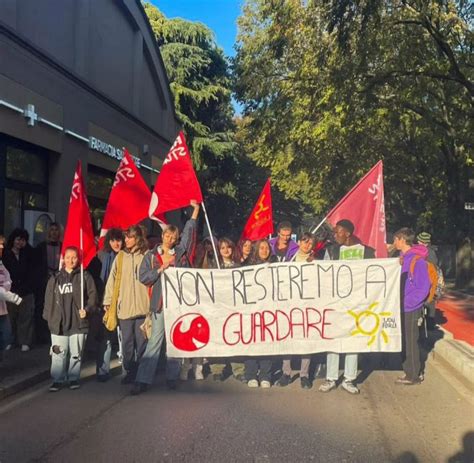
[163,259,401,357]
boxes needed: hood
[407,244,429,259]
[401,245,428,273]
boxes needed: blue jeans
[96,334,112,377]
[50,333,87,383]
[135,312,180,384]
[326,353,358,382]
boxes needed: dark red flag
[241,178,274,241]
[326,161,387,257]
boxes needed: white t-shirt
[339,244,365,260]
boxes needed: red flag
[149,131,203,223]
[326,161,387,258]
[61,161,96,267]
[241,178,274,241]
[99,149,151,248]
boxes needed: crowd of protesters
[0,205,437,395]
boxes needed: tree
[233,0,473,242]
[143,2,311,237]
[143,2,238,233]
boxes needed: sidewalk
[428,290,474,385]
[436,290,474,345]
[0,345,51,400]
[0,345,120,401]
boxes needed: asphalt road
[0,358,472,463]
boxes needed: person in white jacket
[0,235,22,360]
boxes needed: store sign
[89,136,141,167]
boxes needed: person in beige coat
[103,225,149,384]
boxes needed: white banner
[163,259,401,357]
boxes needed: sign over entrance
[163,259,402,357]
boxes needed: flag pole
[201,202,221,270]
[80,227,84,310]
[311,215,328,235]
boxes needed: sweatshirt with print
[43,268,98,335]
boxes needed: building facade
[0,0,179,242]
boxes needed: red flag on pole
[241,178,274,241]
[99,149,151,248]
[61,161,96,267]
[148,131,203,224]
[326,161,387,257]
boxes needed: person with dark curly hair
[95,228,124,382]
[103,225,149,385]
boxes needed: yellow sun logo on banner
[348,302,392,346]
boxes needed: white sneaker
[318,379,337,393]
[260,380,271,388]
[5,344,12,351]
[341,380,359,395]
[247,379,259,388]
[21,345,30,352]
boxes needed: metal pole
[201,202,221,269]
[80,227,84,310]
[311,216,328,235]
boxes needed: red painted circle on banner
[171,313,210,352]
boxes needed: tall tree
[234,0,473,242]
[143,2,310,237]
[143,2,237,233]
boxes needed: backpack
[409,256,445,303]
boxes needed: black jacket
[43,268,98,335]
[3,245,37,296]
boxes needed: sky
[150,0,243,57]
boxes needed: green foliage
[143,2,310,237]
[234,0,473,242]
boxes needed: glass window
[23,192,48,210]
[6,146,47,185]
[87,170,113,201]
[88,197,107,233]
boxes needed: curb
[430,328,474,385]
[0,370,51,401]
[0,360,122,402]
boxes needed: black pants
[245,358,272,382]
[119,317,147,377]
[401,308,422,381]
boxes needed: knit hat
[416,232,431,245]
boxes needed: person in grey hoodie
[130,200,200,395]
